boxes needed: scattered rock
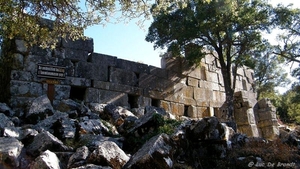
[0,137,24,167]
[123,134,173,169]
[88,141,129,169]
[26,130,72,157]
[67,146,89,169]
[30,150,61,169]
[26,95,54,124]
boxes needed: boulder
[67,146,89,169]
[79,118,104,135]
[123,134,173,169]
[30,150,61,169]
[3,127,21,138]
[56,99,89,116]
[26,130,72,157]
[26,95,54,124]
[188,116,225,141]
[70,164,112,169]
[88,141,129,169]
[33,111,77,140]
[104,104,124,126]
[0,103,15,117]
[0,113,15,136]
[0,137,24,167]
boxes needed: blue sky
[84,0,300,68]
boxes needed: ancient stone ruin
[6,37,278,139]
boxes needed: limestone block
[116,58,149,74]
[64,77,91,87]
[61,37,93,52]
[236,67,245,76]
[237,124,260,137]
[10,80,42,97]
[109,67,137,86]
[183,98,197,106]
[88,53,117,67]
[187,77,198,87]
[170,102,184,117]
[257,119,279,128]
[244,68,254,83]
[167,71,187,83]
[84,88,99,103]
[24,55,56,77]
[93,80,142,95]
[85,88,128,106]
[257,109,277,121]
[76,62,108,81]
[206,71,219,83]
[139,74,174,92]
[11,70,33,81]
[136,96,151,107]
[260,126,279,140]
[242,78,248,90]
[212,91,226,103]
[64,48,89,61]
[143,89,166,100]
[234,108,256,125]
[54,85,71,100]
[205,54,215,65]
[161,57,182,73]
[194,88,212,102]
[160,100,170,112]
[257,98,273,109]
[187,105,198,118]
[182,63,201,79]
[200,107,210,117]
[149,66,168,78]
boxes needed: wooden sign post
[37,64,66,104]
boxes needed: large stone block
[187,77,198,87]
[194,88,212,102]
[88,53,117,67]
[75,61,108,81]
[109,67,137,86]
[257,119,278,128]
[116,59,149,74]
[84,88,128,106]
[61,37,93,52]
[12,53,24,69]
[260,126,279,140]
[257,110,277,121]
[11,70,33,81]
[93,80,142,95]
[149,66,168,78]
[161,57,182,73]
[182,63,201,79]
[64,48,89,62]
[237,124,260,137]
[64,77,91,87]
[206,71,219,83]
[10,80,42,97]
[160,100,170,112]
[54,85,71,100]
[235,108,256,125]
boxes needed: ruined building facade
[6,37,279,139]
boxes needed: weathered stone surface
[0,137,23,167]
[10,81,42,97]
[110,67,138,86]
[68,146,89,168]
[33,111,69,132]
[62,37,93,52]
[12,53,24,69]
[116,58,149,74]
[26,95,54,124]
[79,118,104,135]
[56,99,85,113]
[71,164,112,169]
[123,134,173,169]
[189,117,225,140]
[54,85,71,100]
[15,39,28,54]
[10,70,33,81]
[187,77,198,87]
[85,88,128,106]
[76,62,108,81]
[260,126,279,140]
[93,81,142,95]
[88,53,117,67]
[3,127,21,138]
[30,150,61,169]
[88,141,129,169]
[26,130,72,157]
[149,66,168,78]
[0,103,15,117]
[237,124,260,137]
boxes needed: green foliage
[278,89,300,124]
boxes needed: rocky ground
[0,95,299,169]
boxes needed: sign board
[37,64,66,79]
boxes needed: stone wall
[6,37,279,138]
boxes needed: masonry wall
[8,38,258,120]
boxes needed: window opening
[70,86,87,101]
